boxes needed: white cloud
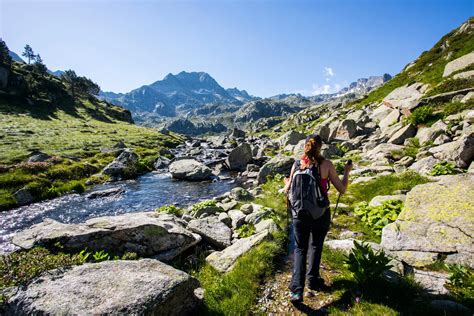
[324,67,335,78]
[311,83,342,95]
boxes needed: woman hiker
[284,134,352,303]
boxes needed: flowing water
[0,172,241,254]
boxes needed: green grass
[339,171,429,207]
[425,77,474,97]
[198,233,286,315]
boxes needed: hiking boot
[290,291,303,303]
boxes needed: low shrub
[156,204,184,216]
[344,240,392,285]
[426,77,474,97]
[430,161,456,176]
[191,199,218,215]
[406,106,438,126]
[354,200,404,235]
[442,99,474,117]
[236,223,256,238]
[444,264,474,305]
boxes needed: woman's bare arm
[327,160,351,194]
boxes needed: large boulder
[370,104,393,123]
[293,139,306,157]
[3,259,200,315]
[314,124,331,142]
[169,159,212,181]
[381,175,474,267]
[335,119,357,140]
[382,82,428,115]
[378,109,401,131]
[206,230,271,272]
[416,122,447,145]
[388,124,417,145]
[102,150,139,180]
[428,134,474,168]
[187,217,232,249]
[12,212,201,260]
[409,156,441,175]
[278,131,305,146]
[257,155,294,184]
[365,143,404,160]
[443,51,474,77]
[226,143,252,171]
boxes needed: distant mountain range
[100,71,257,119]
[8,51,24,63]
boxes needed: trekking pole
[332,159,352,222]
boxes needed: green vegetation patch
[354,200,404,236]
[155,204,184,216]
[430,161,457,176]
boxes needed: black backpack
[288,160,329,220]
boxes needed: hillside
[348,17,474,109]
[0,44,183,211]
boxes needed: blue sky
[1,0,472,97]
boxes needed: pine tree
[33,54,47,75]
[22,44,36,64]
[61,70,79,98]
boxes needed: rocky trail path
[254,257,339,315]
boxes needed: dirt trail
[253,253,343,315]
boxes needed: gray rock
[188,217,232,249]
[429,134,474,168]
[191,205,222,219]
[417,125,445,146]
[3,259,200,315]
[370,104,393,123]
[27,150,51,163]
[390,250,438,267]
[154,156,171,170]
[278,130,305,146]
[206,230,271,272]
[245,208,271,225]
[409,156,440,175]
[381,175,473,265]
[443,51,474,77]
[86,187,125,199]
[13,188,34,206]
[217,200,238,212]
[12,212,201,260]
[369,194,406,207]
[229,187,253,201]
[388,124,417,145]
[382,82,428,115]
[257,155,294,184]
[293,139,306,157]
[445,252,474,269]
[433,134,451,145]
[461,92,474,104]
[228,209,246,228]
[365,143,404,160]
[321,144,343,158]
[336,119,357,140]
[314,124,330,142]
[218,212,232,227]
[240,203,254,215]
[231,127,246,139]
[378,109,401,131]
[226,143,252,171]
[169,159,212,181]
[324,239,382,254]
[413,269,449,295]
[254,219,279,234]
[103,150,139,180]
